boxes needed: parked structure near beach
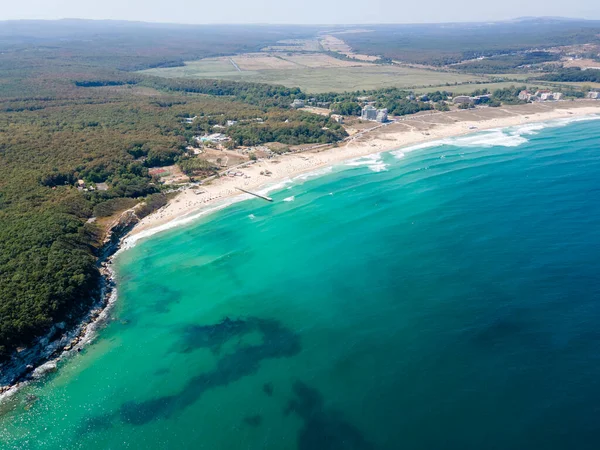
[376,108,388,123]
[453,95,473,105]
[195,133,230,143]
[361,105,377,120]
[519,90,531,101]
[361,105,388,122]
[587,91,600,99]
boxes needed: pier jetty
[236,187,273,202]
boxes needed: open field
[412,81,558,95]
[230,52,372,70]
[563,58,600,69]
[141,59,487,93]
[319,34,380,61]
[232,53,299,70]
[549,81,600,90]
[278,53,372,68]
[261,39,323,52]
[486,73,534,81]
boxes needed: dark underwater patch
[472,315,525,346]
[285,381,377,450]
[83,316,301,430]
[263,382,274,396]
[178,317,250,354]
[147,284,182,314]
[243,414,263,427]
[78,413,116,436]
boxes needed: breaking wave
[388,114,600,157]
[121,196,250,250]
[122,114,600,250]
[345,153,388,172]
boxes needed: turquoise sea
[2,117,600,449]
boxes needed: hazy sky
[2,0,599,24]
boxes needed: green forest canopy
[0,24,351,360]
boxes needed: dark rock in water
[32,361,57,379]
[243,414,262,427]
[263,382,274,396]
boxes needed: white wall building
[361,105,377,121]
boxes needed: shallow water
[2,117,600,449]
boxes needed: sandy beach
[128,101,600,242]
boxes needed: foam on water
[392,142,440,157]
[123,115,600,249]
[446,130,529,148]
[345,153,388,172]
[256,167,335,196]
[283,196,295,202]
[293,166,334,181]
[121,196,250,250]
[257,178,294,196]
[389,115,600,157]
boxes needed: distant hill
[341,19,600,65]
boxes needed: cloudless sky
[1,0,599,24]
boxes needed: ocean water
[2,117,600,449]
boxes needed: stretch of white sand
[127,101,600,244]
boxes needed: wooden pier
[236,187,273,202]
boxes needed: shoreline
[2,101,599,403]
[0,211,139,402]
[128,101,600,244]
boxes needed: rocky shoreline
[0,209,141,401]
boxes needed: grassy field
[141,56,487,93]
[548,81,600,90]
[413,81,558,95]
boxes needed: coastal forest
[0,23,344,360]
[1,18,600,363]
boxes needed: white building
[290,99,305,109]
[518,90,531,101]
[196,133,230,143]
[587,92,600,99]
[361,105,377,121]
[376,108,388,123]
[535,90,562,102]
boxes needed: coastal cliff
[0,209,141,398]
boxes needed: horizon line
[0,15,597,27]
